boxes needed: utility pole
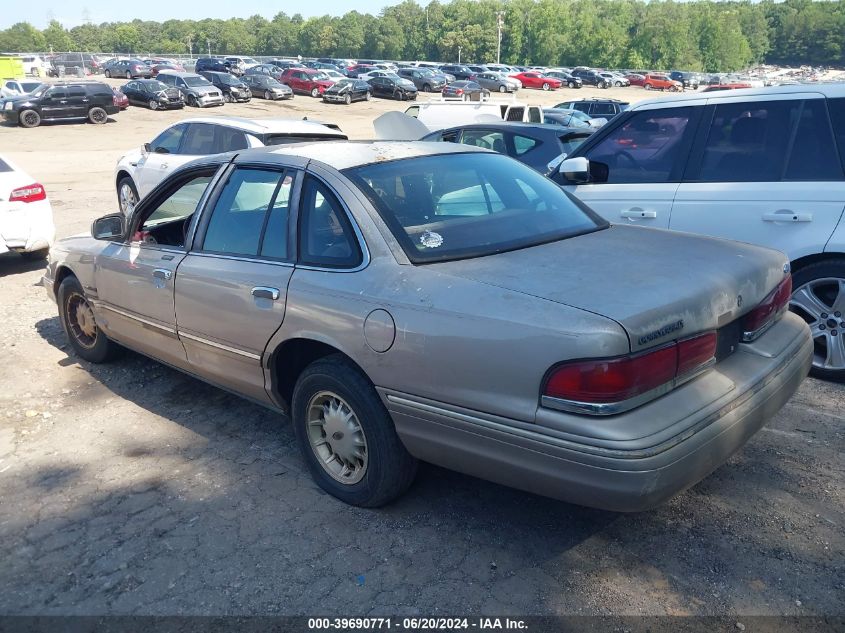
[187,36,192,59]
[207,39,211,56]
[496,11,504,65]
[458,45,462,64]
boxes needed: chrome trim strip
[188,251,294,268]
[179,331,261,361]
[741,309,787,343]
[541,358,717,416]
[97,303,177,335]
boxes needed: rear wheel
[104,70,111,78]
[644,83,653,90]
[88,107,107,124]
[58,276,122,364]
[789,260,845,381]
[292,354,418,507]
[542,82,550,91]
[125,71,132,79]
[19,109,40,128]
[599,80,608,89]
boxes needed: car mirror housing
[143,142,151,153]
[92,213,126,241]
[559,156,591,183]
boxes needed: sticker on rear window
[419,230,443,249]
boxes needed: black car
[245,64,285,81]
[396,68,446,92]
[367,76,417,100]
[442,80,489,100]
[199,71,251,102]
[104,59,152,79]
[554,98,630,120]
[669,71,700,90]
[545,71,583,88]
[439,64,476,80]
[194,57,234,75]
[423,122,594,176]
[241,75,294,100]
[120,79,184,110]
[2,81,118,128]
[322,79,371,104]
[571,69,610,88]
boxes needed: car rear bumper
[0,199,55,254]
[383,312,812,512]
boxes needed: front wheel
[568,81,574,88]
[344,93,352,105]
[125,71,132,79]
[498,84,507,93]
[365,91,371,101]
[264,90,271,100]
[292,354,418,507]
[789,259,845,381]
[88,107,107,124]
[19,109,40,128]
[187,94,198,107]
[149,99,158,110]
[422,84,431,92]
[58,276,122,364]
[311,87,320,98]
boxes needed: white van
[404,99,544,132]
[556,84,845,380]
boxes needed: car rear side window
[513,135,539,156]
[298,176,361,268]
[783,99,842,181]
[826,98,845,173]
[181,124,216,154]
[592,103,616,116]
[461,129,507,154]
[586,107,693,183]
[212,125,249,153]
[202,168,290,258]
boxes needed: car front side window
[586,107,693,184]
[135,172,215,248]
[150,124,185,154]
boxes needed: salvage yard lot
[0,84,843,617]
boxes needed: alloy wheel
[119,182,137,215]
[790,277,845,372]
[306,391,368,485]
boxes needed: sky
[4,0,401,29]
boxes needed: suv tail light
[542,331,717,415]
[9,183,46,203]
[741,275,792,342]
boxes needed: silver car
[43,142,812,511]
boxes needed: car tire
[342,93,352,105]
[790,259,845,382]
[422,83,431,92]
[187,94,198,107]
[117,176,139,216]
[568,81,575,88]
[58,276,122,364]
[224,93,233,103]
[19,109,40,128]
[149,99,158,110]
[311,87,320,98]
[644,83,652,90]
[291,354,418,507]
[542,82,550,91]
[104,70,111,78]
[365,91,371,101]
[264,90,271,100]
[125,71,132,79]
[88,107,107,124]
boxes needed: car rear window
[345,152,604,263]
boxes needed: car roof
[437,122,589,134]
[633,82,845,108]
[167,116,344,136]
[257,140,485,170]
[157,71,200,78]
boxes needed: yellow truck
[0,56,25,80]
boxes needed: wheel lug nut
[832,330,839,336]
[836,311,842,317]
[819,324,826,330]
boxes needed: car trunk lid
[429,225,789,353]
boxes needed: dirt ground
[0,81,843,618]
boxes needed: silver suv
[156,71,224,108]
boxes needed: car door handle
[620,208,657,219]
[762,211,812,223]
[252,286,280,300]
[152,268,172,280]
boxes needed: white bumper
[0,198,55,254]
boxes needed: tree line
[1,0,844,73]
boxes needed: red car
[509,72,562,91]
[626,73,646,87]
[280,67,335,97]
[151,63,184,77]
[112,88,129,110]
[643,73,682,91]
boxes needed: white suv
[114,117,347,215]
[557,84,845,380]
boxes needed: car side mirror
[92,213,126,240]
[143,142,151,153]
[558,156,591,183]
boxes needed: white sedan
[0,154,55,259]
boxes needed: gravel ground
[0,84,843,617]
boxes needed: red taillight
[9,183,46,203]
[742,275,792,342]
[456,89,464,95]
[543,331,717,411]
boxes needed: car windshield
[345,152,604,263]
[146,81,169,91]
[28,84,49,97]
[215,74,238,85]
[184,76,209,87]
[334,79,355,88]
[312,72,329,81]
[21,82,43,93]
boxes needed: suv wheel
[187,94,198,107]
[58,276,122,364]
[19,109,41,128]
[104,70,111,78]
[88,107,107,124]
[291,354,418,507]
[117,177,138,216]
[644,83,653,90]
[790,259,845,381]
[310,87,320,98]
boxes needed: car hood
[428,225,789,353]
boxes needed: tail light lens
[456,89,464,95]
[742,275,792,342]
[9,183,46,203]
[543,331,717,414]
